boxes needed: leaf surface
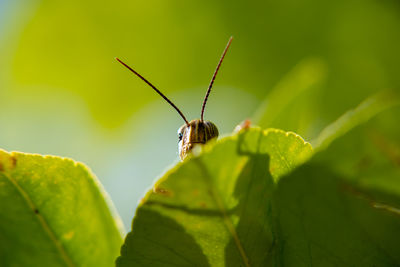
[253,58,326,129]
[0,150,124,267]
[273,160,400,266]
[312,90,399,151]
[117,128,312,266]
[118,90,400,266]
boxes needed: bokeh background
[0,0,399,228]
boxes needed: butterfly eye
[178,132,183,142]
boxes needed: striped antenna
[116,58,190,126]
[200,36,233,122]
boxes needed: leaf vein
[1,172,75,267]
[195,158,250,267]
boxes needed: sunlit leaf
[0,150,124,267]
[117,90,400,266]
[116,128,312,266]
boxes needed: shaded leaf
[253,58,326,129]
[118,90,400,266]
[0,150,123,267]
[117,128,312,266]
[312,90,400,151]
[271,92,400,266]
[273,161,400,266]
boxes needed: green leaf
[117,126,400,266]
[273,161,400,266]
[272,92,400,265]
[274,107,400,265]
[117,90,400,266]
[0,150,124,267]
[312,90,400,151]
[252,58,326,129]
[117,128,312,266]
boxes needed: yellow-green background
[1,0,399,227]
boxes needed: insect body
[117,37,233,160]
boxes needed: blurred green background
[0,0,399,228]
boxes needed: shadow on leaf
[224,130,276,266]
[273,163,400,266]
[116,208,210,267]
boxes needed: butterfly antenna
[116,58,189,126]
[200,36,233,122]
